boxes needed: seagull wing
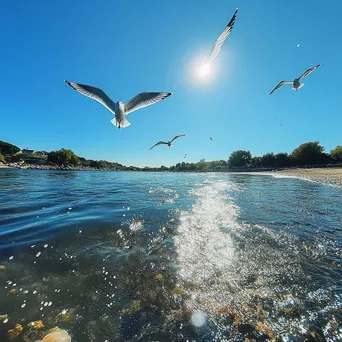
[208,8,238,63]
[298,64,320,80]
[149,141,169,150]
[269,81,293,95]
[64,80,116,114]
[171,134,186,143]
[124,92,172,115]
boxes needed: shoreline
[1,162,342,187]
[0,162,107,172]
[255,167,342,187]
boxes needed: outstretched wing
[149,141,168,150]
[298,64,320,80]
[269,81,292,95]
[64,80,116,114]
[208,8,238,63]
[171,134,186,143]
[124,92,172,115]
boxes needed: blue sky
[1,0,342,167]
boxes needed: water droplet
[44,244,48,248]
[36,252,41,257]
[48,301,52,306]
[9,256,14,260]
[3,318,8,323]
[21,303,26,308]
[62,309,67,315]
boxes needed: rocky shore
[0,162,108,171]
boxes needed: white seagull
[64,80,172,128]
[270,64,320,95]
[208,8,238,64]
[149,134,186,150]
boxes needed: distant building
[21,149,35,154]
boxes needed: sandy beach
[262,167,342,187]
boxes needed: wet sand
[263,167,342,187]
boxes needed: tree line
[227,141,342,169]
[1,139,341,172]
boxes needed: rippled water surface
[0,169,341,341]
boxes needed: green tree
[274,153,291,166]
[261,153,276,167]
[79,157,90,167]
[47,148,79,166]
[330,146,342,162]
[228,150,251,168]
[291,141,327,165]
[0,140,20,155]
[0,152,4,162]
[249,156,262,168]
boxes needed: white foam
[191,311,206,327]
[174,181,239,283]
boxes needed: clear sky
[1,0,342,167]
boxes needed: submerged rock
[8,324,23,340]
[41,329,71,342]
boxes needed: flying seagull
[149,134,186,150]
[184,154,188,159]
[208,8,238,63]
[210,137,213,141]
[64,80,172,128]
[269,64,320,95]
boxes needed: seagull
[269,64,320,95]
[210,137,213,141]
[149,134,186,150]
[208,8,238,64]
[184,154,188,159]
[64,80,172,128]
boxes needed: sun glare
[198,62,211,78]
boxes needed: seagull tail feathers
[111,117,131,128]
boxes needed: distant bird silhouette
[210,137,213,140]
[149,134,186,150]
[184,154,188,159]
[270,64,320,95]
[64,80,172,129]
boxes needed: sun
[198,62,211,78]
